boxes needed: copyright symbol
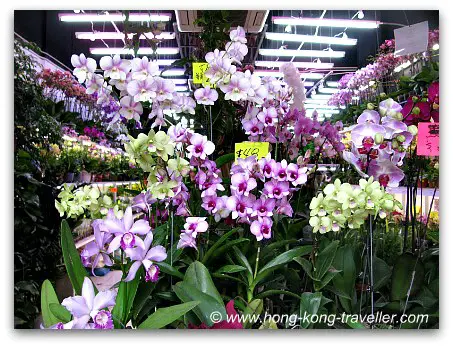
[210,311,222,324]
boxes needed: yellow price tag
[235,142,270,161]
[192,62,210,84]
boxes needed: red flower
[188,300,244,329]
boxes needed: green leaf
[202,227,241,264]
[242,299,263,329]
[232,246,253,283]
[60,220,88,295]
[215,265,247,274]
[49,303,71,323]
[344,315,367,329]
[138,301,200,329]
[299,292,322,329]
[157,262,184,279]
[173,281,227,327]
[390,253,424,301]
[259,245,312,274]
[183,261,224,305]
[314,240,339,280]
[332,245,357,312]
[254,289,301,301]
[294,256,315,279]
[40,280,62,328]
[112,269,141,329]
[215,153,235,167]
[210,238,250,262]
[314,268,341,291]
[373,256,392,291]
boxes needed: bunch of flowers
[71,53,196,128]
[225,154,308,241]
[55,184,121,220]
[328,29,439,107]
[401,81,439,126]
[84,126,105,140]
[343,99,418,187]
[309,177,402,233]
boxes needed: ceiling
[14,10,439,113]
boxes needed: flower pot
[76,170,92,183]
[65,172,74,182]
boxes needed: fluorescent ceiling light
[305,104,338,109]
[306,98,329,104]
[160,69,185,77]
[318,87,339,94]
[59,12,171,22]
[163,78,187,85]
[255,60,334,69]
[174,86,189,92]
[75,32,175,40]
[311,94,331,100]
[272,17,380,29]
[259,49,345,58]
[255,70,323,80]
[265,32,357,46]
[326,81,339,87]
[90,47,179,55]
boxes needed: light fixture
[306,98,328,104]
[326,81,339,87]
[284,25,292,33]
[311,90,316,95]
[90,47,179,55]
[59,12,172,22]
[160,69,185,76]
[341,32,348,40]
[304,104,338,109]
[75,32,175,40]
[254,70,324,80]
[73,10,81,14]
[255,60,334,69]
[357,10,365,19]
[162,78,187,85]
[259,48,345,58]
[310,94,331,100]
[318,87,339,94]
[265,32,357,46]
[277,81,315,87]
[174,85,189,92]
[272,16,380,29]
[433,43,439,50]
[305,108,340,114]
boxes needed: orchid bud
[367,103,375,110]
[374,133,384,144]
[380,92,386,98]
[412,96,419,103]
[391,139,399,150]
[408,125,418,136]
[383,200,394,210]
[412,106,420,115]
[394,112,403,121]
[421,97,428,103]
[296,156,304,166]
[396,134,406,143]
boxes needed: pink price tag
[417,122,439,156]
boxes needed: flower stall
[13,10,439,331]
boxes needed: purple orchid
[219,74,251,101]
[258,154,277,179]
[225,41,248,62]
[104,206,151,252]
[251,197,275,218]
[379,98,403,119]
[357,110,381,124]
[263,180,290,199]
[201,194,220,214]
[257,107,278,127]
[61,277,116,329]
[231,173,257,196]
[368,159,405,187]
[85,73,104,95]
[71,53,97,83]
[227,194,255,219]
[100,55,131,80]
[187,133,215,160]
[229,26,247,44]
[194,86,219,105]
[131,191,156,212]
[153,77,175,101]
[213,196,231,222]
[127,77,157,102]
[119,96,143,121]
[276,197,293,217]
[124,233,167,282]
[286,163,308,186]
[250,217,273,241]
[242,118,264,136]
[131,56,160,80]
[272,160,289,181]
[177,232,197,249]
[82,221,114,275]
[183,217,209,238]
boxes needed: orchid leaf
[215,153,234,167]
[314,240,339,281]
[202,227,241,264]
[259,245,312,274]
[138,301,200,329]
[184,261,223,306]
[299,292,322,329]
[215,265,247,274]
[60,220,88,295]
[49,303,71,323]
[112,268,142,329]
[173,281,227,327]
[157,262,184,280]
[40,280,61,328]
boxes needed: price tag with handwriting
[235,142,270,161]
[417,122,439,156]
[192,62,211,85]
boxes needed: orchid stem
[254,246,261,279]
